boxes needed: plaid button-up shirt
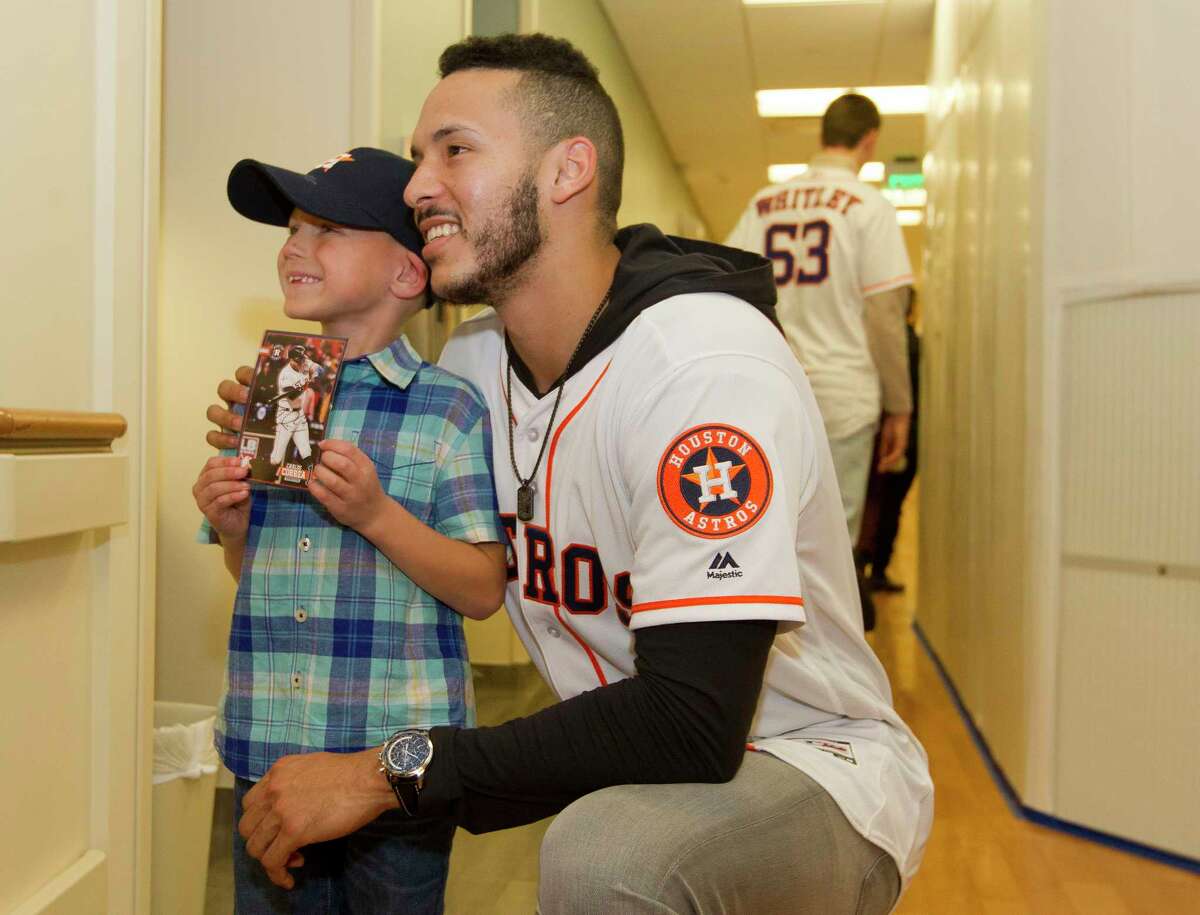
[200,336,504,780]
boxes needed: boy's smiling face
[277,209,410,326]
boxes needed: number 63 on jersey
[765,219,831,286]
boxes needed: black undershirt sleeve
[419,618,778,834]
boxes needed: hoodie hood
[509,224,780,395]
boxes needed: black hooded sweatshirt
[420,225,786,833]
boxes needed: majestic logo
[657,423,773,540]
[316,152,355,172]
[707,552,743,580]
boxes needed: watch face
[385,731,431,775]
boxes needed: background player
[268,344,323,478]
[208,37,931,914]
[725,93,914,549]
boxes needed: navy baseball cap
[227,147,424,256]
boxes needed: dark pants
[232,777,455,914]
[857,424,918,579]
[868,460,917,575]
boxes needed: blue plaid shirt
[200,336,504,780]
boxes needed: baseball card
[236,330,348,489]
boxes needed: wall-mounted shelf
[0,408,129,543]
[0,407,127,454]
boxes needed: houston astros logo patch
[657,423,773,539]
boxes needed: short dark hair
[439,33,625,234]
[821,94,881,148]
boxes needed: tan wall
[922,0,1200,858]
[155,0,358,711]
[534,0,707,237]
[0,0,158,910]
[377,0,472,362]
[919,0,1039,799]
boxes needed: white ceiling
[599,0,934,239]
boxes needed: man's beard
[435,170,543,305]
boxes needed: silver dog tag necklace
[506,287,611,523]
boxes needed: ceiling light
[757,85,930,117]
[859,161,885,182]
[882,187,927,208]
[767,163,809,183]
[768,161,885,184]
[743,1,883,6]
[757,88,843,118]
[896,209,923,227]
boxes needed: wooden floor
[205,496,1200,913]
[874,500,1199,914]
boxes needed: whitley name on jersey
[755,185,865,217]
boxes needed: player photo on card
[237,330,348,489]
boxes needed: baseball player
[267,344,322,472]
[725,93,914,548]
[220,35,931,914]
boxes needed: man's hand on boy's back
[308,440,388,531]
[205,365,255,450]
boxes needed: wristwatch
[379,728,433,816]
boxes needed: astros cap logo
[657,423,773,539]
[316,152,355,172]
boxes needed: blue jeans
[232,777,454,914]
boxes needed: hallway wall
[920,0,1200,858]
[156,0,362,709]
[0,0,158,910]
[919,0,1039,801]
[535,0,707,238]
[1042,0,1200,858]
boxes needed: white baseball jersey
[439,294,932,882]
[271,360,318,463]
[275,361,318,422]
[725,155,912,440]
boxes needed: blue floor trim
[911,620,1200,876]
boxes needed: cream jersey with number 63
[438,292,932,883]
[725,159,912,439]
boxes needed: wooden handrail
[0,408,127,453]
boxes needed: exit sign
[887,172,925,190]
[886,155,923,190]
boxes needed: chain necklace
[507,287,612,522]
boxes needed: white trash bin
[152,702,220,915]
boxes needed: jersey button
[294,608,308,623]
[291,673,302,688]
[526,428,540,442]
[547,626,561,638]
[299,536,311,552]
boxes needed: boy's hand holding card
[193,455,251,539]
[308,439,388,531]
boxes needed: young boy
[192,147,507,913]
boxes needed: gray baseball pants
[827,422,879,544]
[537,751,901,915]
